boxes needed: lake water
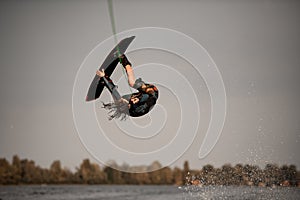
[0,185,299,200]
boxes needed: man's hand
[119,98,129,104]
[96,69,105,77]
[131,97,139,104]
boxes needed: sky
[0,0,299,171]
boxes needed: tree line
[0,155,299,187]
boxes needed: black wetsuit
[101,76,158,118]
[126,78,158,117]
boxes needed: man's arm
[119,54,136,88]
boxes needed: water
[180,185,300,200]
[0,185,299,200]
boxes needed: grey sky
[0,0,299,170]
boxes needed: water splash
[179,185,300,200]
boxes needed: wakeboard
[86,36,135,101]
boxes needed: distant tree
[1,155,300,186]
[182,161,190,184]
[149,169,161,184]
[200,164,215,185]
[183,161,190,174]
[40,168,52,183]
[233,164,244,185]
[202,164,214,173]
[48,160,75,184]
[62,167,75,184]
[173,167,183,185]
[91,163,107,184]
[122,172,151,185]
[160,167,173,184]
[20,159,38,184]
[33,165,45,184]
[249,165,260,186]
[148,161,162,171]
[146,161,162,184]
[221,164,234,185]
[136,172,151,184]
[103,161,124,184]
[264,164,280,186]
[77,159,91,183]
[50,160,63,183]
[11,155,22,184]
[0,158,12,184]
[214,168,222,185]
[288,165,297,186]
[280,165,297,186]
[77,159,107,184]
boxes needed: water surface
[0,185,299,200]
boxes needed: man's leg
[101,76,130,120]
[101,76,122,101]
[124,65,136,87]
[119,54,136,87]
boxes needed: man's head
[143,84,158,96]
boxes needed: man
[96,54,159,120]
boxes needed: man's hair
[102,101,129,120]
[145,84,158,95]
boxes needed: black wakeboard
[86,36,135,101]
